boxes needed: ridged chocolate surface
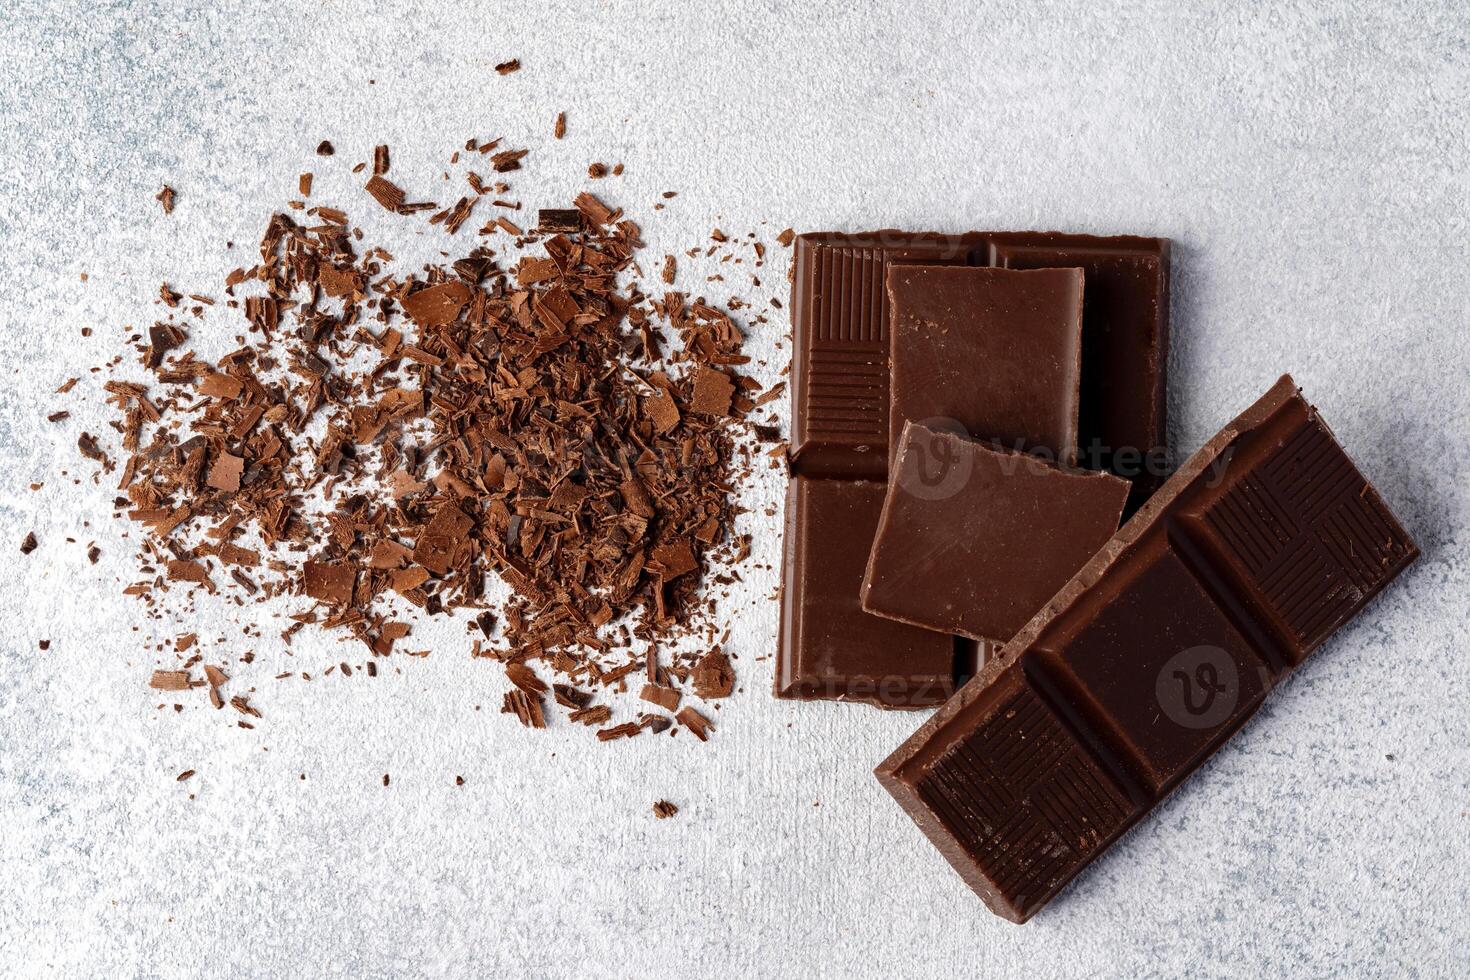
[877,376,1418,922]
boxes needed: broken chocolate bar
[777,476,973,708]
[887,265,1084,465]
[779,230,1166,707]
[790,230,1169,493]
[876,376,1417,922]
[861,421,1129,644]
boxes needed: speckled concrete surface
[0,1,1466,977]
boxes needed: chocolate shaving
[692,648,735,699]
[675,706,714,741]
[150,670,191,691]
[86,132,759,744]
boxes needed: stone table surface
[0,1,1466,977]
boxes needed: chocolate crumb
[20,532,37,555]
[317,140,335,156]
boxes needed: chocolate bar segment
[887,265,1085,466]
[988,236,1169,511]
[790,233,969,478]
[861,422,1129,644]
[876,376,1417,921]
[777,476,967,707]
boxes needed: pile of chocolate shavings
[84,141,785,742]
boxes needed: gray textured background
[1,1,1467,977]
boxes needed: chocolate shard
[536,208,583,233]
[886,265,1084,466]
[875,375,1418,923]
[862,422,1128,644]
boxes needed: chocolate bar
[778,230,1169,707]
[887,265,1085,466]
[875,376,1418,921]
[861,421,1129,644]
[776,476,974,707]
[790,230,1169,495]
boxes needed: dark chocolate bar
[875,376,1418,921]
[861,421,1129,644]
[887,265,1085,466]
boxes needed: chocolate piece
[862,421,1129,643]
[790,231,1168,492]
[988,237,1169,511]
[887,265,1084,465]
[789,234,969,479]
[875,376,1417,922]
[777,476,969,708]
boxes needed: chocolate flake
[692,648,735,699]
[87,133,755,744]
[675,706,714,741]
[150,670,191,691]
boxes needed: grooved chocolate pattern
[915,685,1133,909]
[1203,419,1415,651]
[804,246,891,447]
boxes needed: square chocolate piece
[776,476,964,708]
[887,265,1084,466]
[861,421,1129,644]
